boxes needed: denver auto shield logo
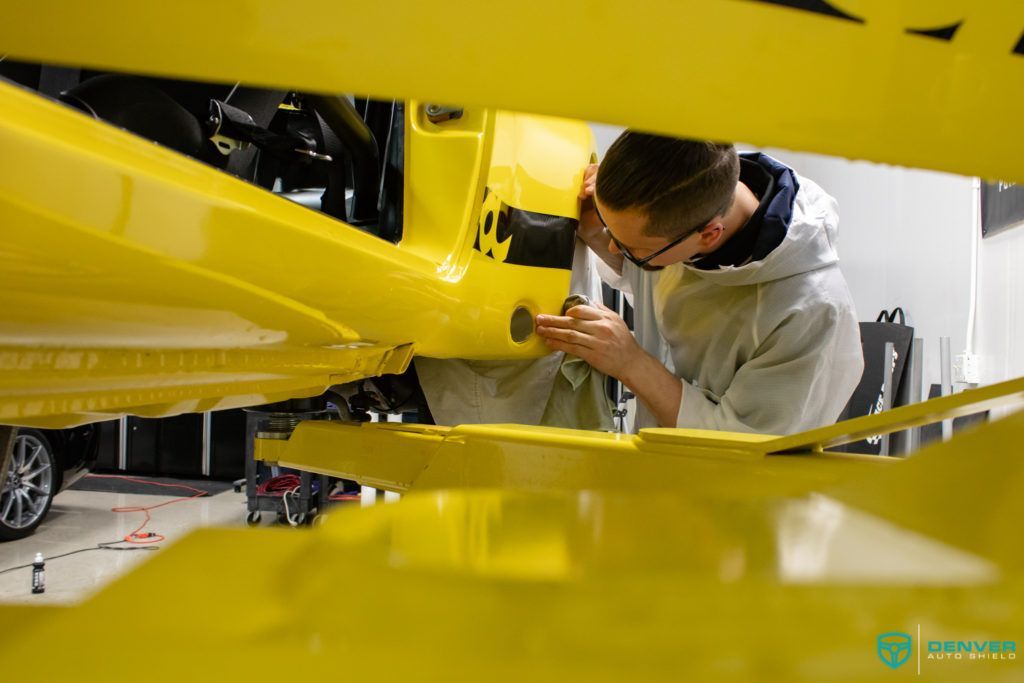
[878,632,913,669]
[876,629,1017,673]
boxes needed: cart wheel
[287,511,307,527]
[245,511,261,526]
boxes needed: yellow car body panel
[1,2,1024,680]
[2,1,1023,183]
[0,79,592,426]
[2,410,1023,681]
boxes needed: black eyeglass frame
[593,203,709,268]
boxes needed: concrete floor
[0,487,246,604]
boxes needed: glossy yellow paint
[761,375,1024,453]
[0,80,592,426]
[827,409,1024,574]
[263,420,890,498]
[488,112,592,217]
[2,429,1022,680]
[0,344,412,429]
[251,435,289,464]
[2,1,1023,183]
[262,378,1024,495]
[2,3,1024,678]
[4,406,1022,680]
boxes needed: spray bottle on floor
[31,553,45,594]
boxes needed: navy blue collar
[691,153,798,270]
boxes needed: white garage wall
[590,123,623,159]
[589,124,1024,395]
[976,225,1024,389]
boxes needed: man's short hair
[596,132,740,238]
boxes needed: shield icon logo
[877,632,913,669]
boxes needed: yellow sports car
[1,1,1023,681]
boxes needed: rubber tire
[245,511,261,526]
[0,429,59,542]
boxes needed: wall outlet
[954,352,981,384]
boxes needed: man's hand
[536,303,684,428]
[535,303,640,382]
[576,164,623,274]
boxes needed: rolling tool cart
[242,402,332,526]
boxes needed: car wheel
[0,430,57,541]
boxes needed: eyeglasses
[594,203,708,268]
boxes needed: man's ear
[697,221,725,250]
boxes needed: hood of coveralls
[686,153,841,287]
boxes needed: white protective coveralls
[599,161,863,435]
[416,240,614,430]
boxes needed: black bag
[838,308,915,455]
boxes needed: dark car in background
[2,408,249,541]
[1,425,98,541]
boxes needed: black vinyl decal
[745,0,863,24]
[749,1,1024,57]
[473,188,575,270]
[504,208,576,270]
[906,23,962,42]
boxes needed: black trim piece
[1014,31,1024,56]
[504,209,576,269]
[745,0,863,24]
[473,190,576,270]
[906,23,963,42]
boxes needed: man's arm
[665,303,863,435]
[619,349,684,428]
[578,164,624,275]
[535,304,681,427]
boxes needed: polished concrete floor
[0,487,246,604]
